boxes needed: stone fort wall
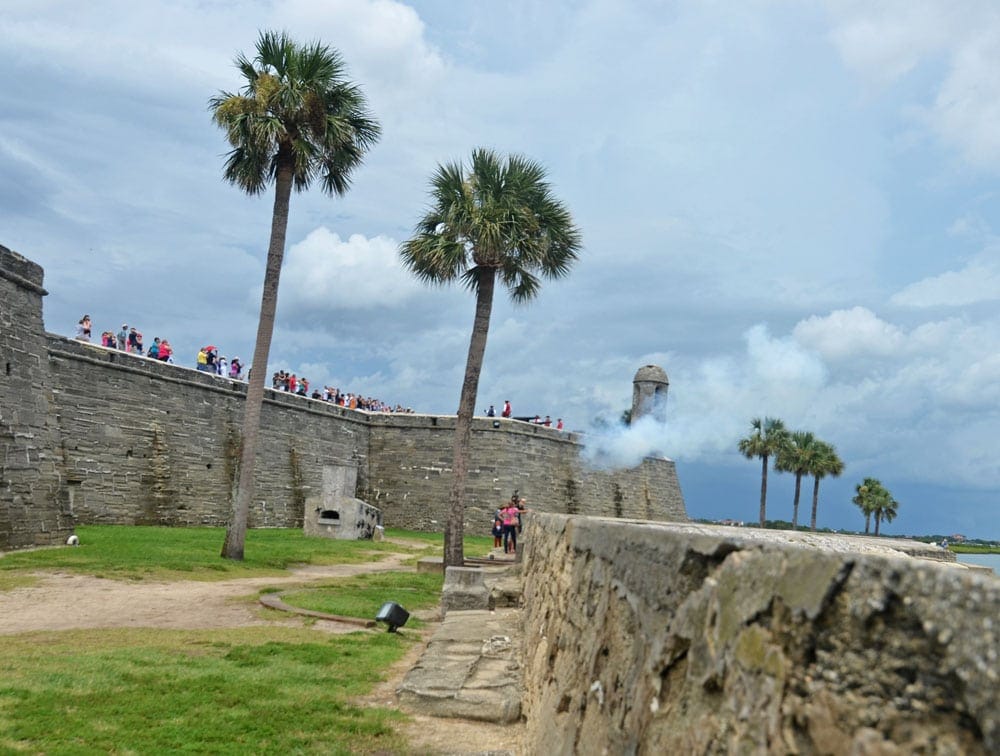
[520,513,998,754]
[0,245,687,549]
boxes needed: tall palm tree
[211,31,380,560]
[775,430,818,529]
[738,417,789,527]
[808,440,844,531]
[400,148,581,566]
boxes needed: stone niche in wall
[303,463,382,540]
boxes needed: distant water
[956,553,1000,575]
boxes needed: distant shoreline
[950,544,1000,554]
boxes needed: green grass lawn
[0,524,491,753]
[0,627,414,754]
[280,571,445,628]
[0,526,438,581]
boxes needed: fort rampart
[0,245,687,549]
[520,513,998,754]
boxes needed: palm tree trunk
[864,512,871,535]
[791,473,802,529]
[222,153,294,560]
[758,454,768,527]
[810,476,820,531]
[874,511,882,536]
[444,267,496,567]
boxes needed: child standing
[492,512,503,549]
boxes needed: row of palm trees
[738,417,901,535]
[738,417,844,531]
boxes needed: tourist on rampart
[148,337,160,359]
[157,340,172,362]
[205,348,217,373]
[117,324,128,351]
[75,315,91,342]
[196,347,209,371]
[486,404,496,417]
[101,331,115,348]
[502,400,512,418]
[128,328,143,355]
[229,358,242,379]
[556,418,564,430]
[217,356,227,376]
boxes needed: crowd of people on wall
[75,315,175,363]
[269,370,413,413]
[485,401,563,430]
[72,316,412,414]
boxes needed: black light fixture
[492,420,501,428]
[375,601,410,632]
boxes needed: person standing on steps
[501,495,520,554]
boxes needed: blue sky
[4,0,1000,539]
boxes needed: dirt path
[0,543,525,753]
[0,550,415,635]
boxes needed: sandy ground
[0,543,525,754]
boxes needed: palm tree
[808,440,844,531]
[400,148,581,566]
[852,477,884,535]
[872,488,899,536]
[775,430,818,529]
[211,31,380,560]
[738,417,789,527]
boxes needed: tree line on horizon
[738,417,900,534]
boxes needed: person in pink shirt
[501,495,521,554]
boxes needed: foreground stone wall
[520,514,998,754]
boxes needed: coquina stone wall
[0,245,686,548]
[0,247,73,548]
[520,513,999,754]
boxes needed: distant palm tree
[400,149,581,567]
[872,489,899,536]
[808,440,844,531]
[738,417,790,527]
[853,477,885,535]
[211,31,381,560]
[775,430,818,529]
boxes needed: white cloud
[792,307,905,359]
[826,0,1000,169]
[280,227,419,310]
[890,257,1000,307]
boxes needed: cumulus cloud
[792,307,904,359]
[890,257,1000,307]
[826,0,1000,168]
[279,227,420,311]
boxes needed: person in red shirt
[501,400,511,418]
[556,418,564,430]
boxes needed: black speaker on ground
[375,601,410,632]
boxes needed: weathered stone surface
[397,608,523,724]
[0,245,73,549]
[442,566,491,614]
[520,515,998,755]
